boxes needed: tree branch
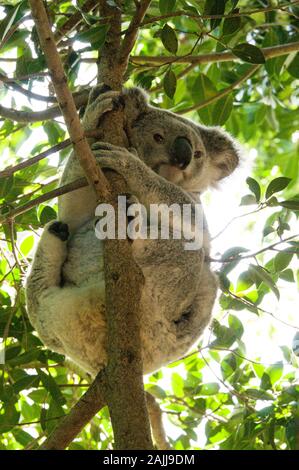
[130,41,299,65]
[119,0,152,63]
[41,371,107,450]
[40,381,168,450]
[146,393,171,450]
[0,89,89,123]
[0,72,57,103]
[95,0,153,450]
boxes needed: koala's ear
[199,126,240,181]
[122,87,149,125]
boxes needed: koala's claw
[48,221,69,242]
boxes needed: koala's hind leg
[26,222,107,373]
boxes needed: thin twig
[212,205,266,241]
[0,72,57,103]
[0,89,90,123]
[178,64,260,114]
[213,233,299,263]
[0,129,103,179]
[0,140,70,178]
[0,177,87,224]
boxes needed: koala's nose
[170,137,193,170]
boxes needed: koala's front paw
[48,221,69,242]
[83,86,123,132]
[91,142,136,173]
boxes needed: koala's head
[123,87,240,193]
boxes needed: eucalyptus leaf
[232,43,265,64]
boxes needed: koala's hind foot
[48,221,69,241]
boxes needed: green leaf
[267,362,283,385]
[198,382,220,396]
[0,403,20,433]
[236,271,254,292]
[75,24,109,49]
[204,0,227,30]
[39,206,57,225]
[245,388,273,400]
[159,0,176,14]
[228,314,244,338]
[221,353,237,379]
[171,372,184,397]
[246,177,261,203]
[267,196,279,207]
[279,199,299,211]
[191,73,217,125]
[163,69,177,99]
[20,235,34,256]
[0,176,14,199]
[212,94,233,125]
[13,375,39,394]
[8,350,42,367]
[38,370,66,406]
[212,320,236,348]
[249,264,280,300]
[161,24,178,54]
[45,399,65,434]
[274,251,293,272]
[222,246,249,261]
[223,15,241,36]
[240,194,257,206]
[146,385,166,399]
[12,429,33,447]
[232,43,265,64]
[288,53,299,79]
[260,373,272,390]
[265,177,292,200]
[16,53,46,77]
[0,0,27,41]
[279,269,295,283]
[286,419,297,450]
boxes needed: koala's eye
[154,133,164,143]
[194,150,203,159]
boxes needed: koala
[25,86,239,377]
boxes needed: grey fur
[25,86,239,376]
